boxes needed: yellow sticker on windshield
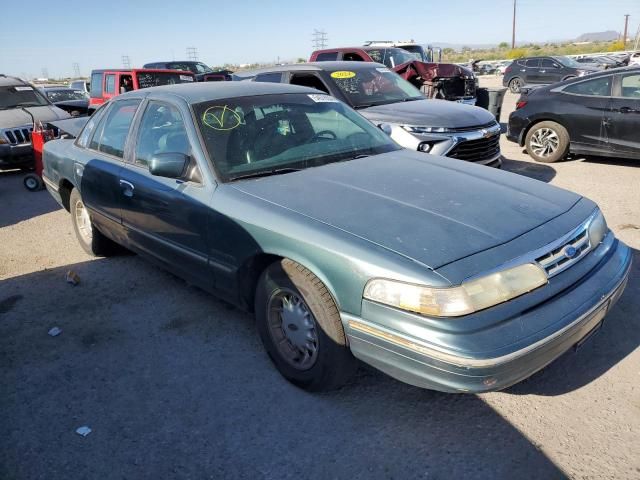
[330,71,356,79]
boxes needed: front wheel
[508,77,523,93]
[525,121,570,163]
[255,259,357,391]
[70,189,118,256]
[23,174,44,191]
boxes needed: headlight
[364,263,548,317]
[0,138,8,145]
[587,209,608,247]
[402,125,450,134]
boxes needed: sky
[1,0,639,79]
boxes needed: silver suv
[0,74,70,169]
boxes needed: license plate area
[574,301,609,351]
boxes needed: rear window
[135,71,195,88]
[315,52,338,61]
[563,76,612,96]
[254,73,283,83]
[525,59,540,68]
[90,72,103,98]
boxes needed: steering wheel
[312,130,337,141]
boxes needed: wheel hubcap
[530,128,560,158]
[267,289,318,370]
[25,178,37,189]
[75,200,93,243]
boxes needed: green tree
[498,42,509,49]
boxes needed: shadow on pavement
[501,155,557,183]
[0,258,569,479]
[506,248,640,396]
[0,170,61,228]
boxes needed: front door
[607,72,640,157]
[539,58,564,83]
[119,100,214,289]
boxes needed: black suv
[142,61,232,82]
[503,56,599,93]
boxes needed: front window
[135,71,195,88]
[0,85,50,109]
[328,67,423,108]
[396,45,426,62]
[46,90,88,102]
[193,93,399,182]
[554,56,581,68]
[366,48,416,68]
[620,74,640,98]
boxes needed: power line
[121,55,131,68]
[186,47,198,61]
[72,63,81,78]
[41,68,48,79]
[312,29,328,50]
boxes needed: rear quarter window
[315,52,339,61]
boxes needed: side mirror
[149,152,189,179]
[378,123,393,135]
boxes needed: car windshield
[46,89,88,102]
[193,93,400,182]
[554,56,581,68]
[328,67,424,108]
[397,45,426,62]
[135,71,195,88]
[0,85,50,109]
[366,48,417,68]
[166,62,213,74]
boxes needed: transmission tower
[72,63,81,78]
[186,47,198,61]
[121,55,131,68]
[41,68,49,79]
[312,29,328,49]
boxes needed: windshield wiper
[230,167,301,181]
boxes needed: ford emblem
[562,245,578,259]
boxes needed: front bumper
[342,238,632,393]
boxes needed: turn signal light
[515,101,528,110]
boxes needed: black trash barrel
[478,87,508,121]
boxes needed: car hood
[230,150,581,270]
[359,99,495,129]
[0,105,70,127]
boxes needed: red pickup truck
[310,46,477,104]
[88,68,196,113]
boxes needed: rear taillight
[516,100,527,109]
[504,65,512,74]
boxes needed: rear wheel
[23,174,44,191]
[525,121,570,163]
[70,189,118,256]
[508,77,523,93]
[255,259,357,391]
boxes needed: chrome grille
[448,134,500,162]
[2,126,33,145]
[536,228,591,278]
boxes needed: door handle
[540,70,546,73]
[119,179,134,197]
[618,106,637,114]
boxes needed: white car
[629,52,640,66]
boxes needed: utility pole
[312,29,328,50]
[511,0,517,49]
[186,47,198,61]
[634,23,640,51]
[72,62,81,78]
[623,14,630,48]
[121,55,131,69]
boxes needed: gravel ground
[1,79,639,479]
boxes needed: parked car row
[40,81,631,393]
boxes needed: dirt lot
[1,79,639,479]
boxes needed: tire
[508,77,523,93]
[255,259,357,391]
[525,121,570,163]
[69,189,118,256]
[23,174,44,191]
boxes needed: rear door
[119,100,214,289]
[558,75,613,151]
[607,72,640,157]
[523,58,541,83]
[103,73,118,102]
[79,99,141,235]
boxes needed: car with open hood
[238,62,502,167]
[0,75,70,169]
[42,82,631,393]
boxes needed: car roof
[239,61,387,76]
[0,74,28,87]
[115,81,324,104]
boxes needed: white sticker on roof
[14,86,33,91]
[180,75,194,81]
[376,67,391,73]
[308,94,338,103]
